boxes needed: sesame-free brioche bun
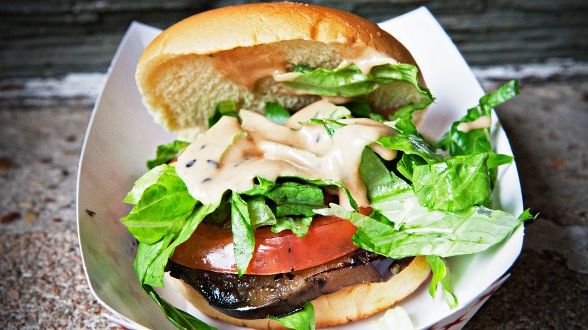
[136,2,427,133]
[167,256,430,329]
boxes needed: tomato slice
[170,216,359,275]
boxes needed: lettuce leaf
[265,102,291,125]
[412,153,491,211]
[124,164,170,204]
[308,118,345,137]
[315,200,530,259]
[269,302,315,330]
[208,100,238,128]
[343,100,384,122]
[247,196,277,228]
[426,256,458,308]
[359,147,410,203]
[283,63,433,112]
[271,216,313,237]
[141,203,218,286]
[147,140,190,170]
[265,182,324,217]
[142,285,217,330]
[231,192,255,277]
[436,80,519,156]
[121,166,197,244]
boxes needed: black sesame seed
[287,247,292,253]
[201,178,211,183]
[185,159,196,168]
[207,159,219,168]
[200,144,206,150]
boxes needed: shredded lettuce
[146,140,190,170]
[426,256,458,308]
[230,192,255,277]
[208,100,238,128]
[265,102,291,125]
[283,63,432,112]
[272,216,313,237]
[269,302,315,330]
[142,285,217,330]
[121,166,197,244]
[265,182,324,217]
[436,80,519,156]
[412,153,491,211]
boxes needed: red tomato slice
[170,216,359,275]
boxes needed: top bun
[136,2,427,133]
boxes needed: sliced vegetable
[265,102,291,125]
[208,100,238,128]
[315,201,531,259]
[271,216,313,237]
[269,302,315,330]
[170,216,358,275]
[230,192,255,277]
[412,153,491,211]
[143,285,217,330]
[121,167,197,244]
[426,256,458,308]
[146,140,190,170]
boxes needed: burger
[121,3,531,329]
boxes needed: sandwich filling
[123,49,530,330]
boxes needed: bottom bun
[168,256,430,329]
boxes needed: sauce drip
[457,115,492,132]
[176,100,397,207]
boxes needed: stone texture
[1,0,587,79]
[0,79,587,328]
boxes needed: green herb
[412,153,491,211]
[208,100,238,128]
[231,192,255,277]
[426,256,458,308]
[146,140,190,170]
[272,216,313,237]
[308,118,345,136]
[124,164,170,204]
[269,302,315,330]
[142,285,217,330]
[121,166,197,244]
[265,102,291,125]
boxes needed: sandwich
[121,3,533,329]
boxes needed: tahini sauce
[176,101,397,207]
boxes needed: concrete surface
[0,79,587,329]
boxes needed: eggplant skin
[168,250,410,320]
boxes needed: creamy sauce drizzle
[176,101,397,207]
[456,115,492,132]
[337,47,398,75]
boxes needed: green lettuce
[208,100,238,128]
[269,302,315,330]
[121,166,197,244]
[426,256,457,308]
[359,147,410,203]
[143,285,217,330]
[265,182,324,217]
[284,63,432,112]
[412,153,491,211]
[343,100,384,122]
[308,118,345,137]
[265,102,291,125]
[272,216,313,237]
[436,80,519,156]
[147,140,190,170]
[315,200,531,259]
[231,192,255,277]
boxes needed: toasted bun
[136,2,427,133]
[168,256,430,329]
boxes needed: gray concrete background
[1,0,587,329]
